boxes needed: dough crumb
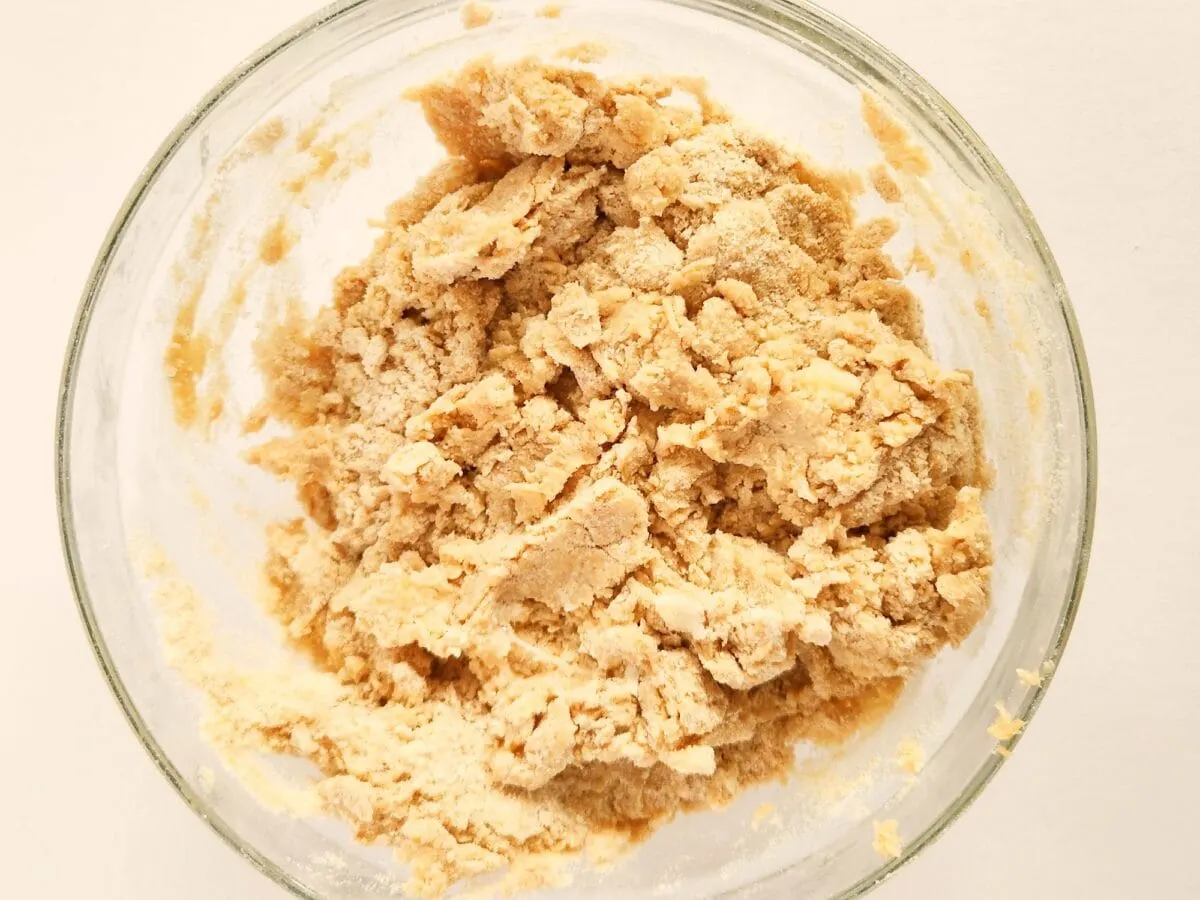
[873,819,903,860]
[537,2,564,16]
[555,41,609,63]
[162,55,991,898]
[461,0,493,27]
[1016,667,1043,687]
[993,745,1012,759]
[896,737,925,775]
[988,702,1026,741]
[909,245,936,276]
[869,163,901,202]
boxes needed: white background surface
[1,0,1197,897]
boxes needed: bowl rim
[55,0,1097,897]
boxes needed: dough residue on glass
[895,736,925,775]
[161,55,992,897]
[872,818,902,860]
[869,163,901,203]
[988,701,1025,742]
[554,41,609,64]
[861,93,930,176]
[1016,666,1042,687]
[461,1,494,29]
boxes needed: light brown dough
[183,56,991,897]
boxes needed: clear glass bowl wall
[57,0,1094,898]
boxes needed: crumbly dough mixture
[187,57,992,896]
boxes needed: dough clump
[211,57,990,896]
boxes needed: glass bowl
[56,0,1095,897]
